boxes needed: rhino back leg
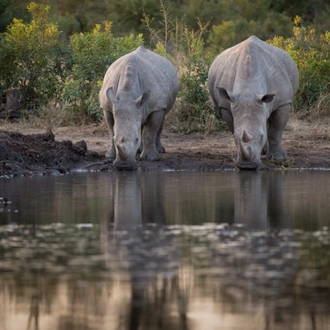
[141,110,166,161]
[156,121,165,153]
[267,104,290,161]
[103,110,116,160]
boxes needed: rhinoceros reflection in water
[102,172,185,330]
[210,172,300,325]
[233,171,290,228]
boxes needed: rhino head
[106,87,150,170]
[217,87,275,170]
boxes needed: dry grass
[309,93,330,118]
[288,114,329,135]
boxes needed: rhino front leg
[103,110,116,160]
[267,104,290,161]
[141,110,165,161]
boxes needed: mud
[0,117,329,177]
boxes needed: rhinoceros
[208,36,298,169]
[99,46,179,170]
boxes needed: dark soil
[0,117,329,177]
[0,130,102,176]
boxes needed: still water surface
[0,171,330,330]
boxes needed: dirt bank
[0,117,329,177]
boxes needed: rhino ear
[135,90,151,107]
[106,88,119,104]
[257,94,275,103]
[217,87,239,103]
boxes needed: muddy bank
[0,130,101,176]
[0,128,236,177]
[0,118,329,177]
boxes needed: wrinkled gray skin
[208,36,298,169]
[99,46,179,170]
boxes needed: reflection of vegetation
[297,230,330,288]
[0,223,330,329]
[0,224,104,275]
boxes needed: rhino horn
[116,144,128,161]
[242,130,253,143]
[238,133,253,161]
[238,141,249,160]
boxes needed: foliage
[144,4,224,133]
[0,2,70,110]
[2,1,330,129]
[269,0,328,22]
[270,16,330,117]
[0,0,30,33]
[49,0,110,38]
[179,0,229,32]
[207,3,293,54]
[177,29,221,133]
[105,0,165,36]
[61,21,143,122]
[2,0,330,38]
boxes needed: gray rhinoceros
[99,46,179,170]
[208,36,298,169]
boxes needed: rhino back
[100,46,178,114]
[208,36,298,110]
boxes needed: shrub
[171,24,225,133]
[144,4,224,133]
[176,32,220,133]
[270,16,330,117]
[0,2,70,110]
[61,21,144,122]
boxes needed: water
[0,171,330,330]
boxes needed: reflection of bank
[211,171,300,329]
[103,172,187,330]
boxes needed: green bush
[144,6,224,133]
[177,35,219,133]
[270,16,330,117]
[61,21,143,122]
[173,25,225,133]
[0,2,70,109]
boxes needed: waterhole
[0,171,329,330]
